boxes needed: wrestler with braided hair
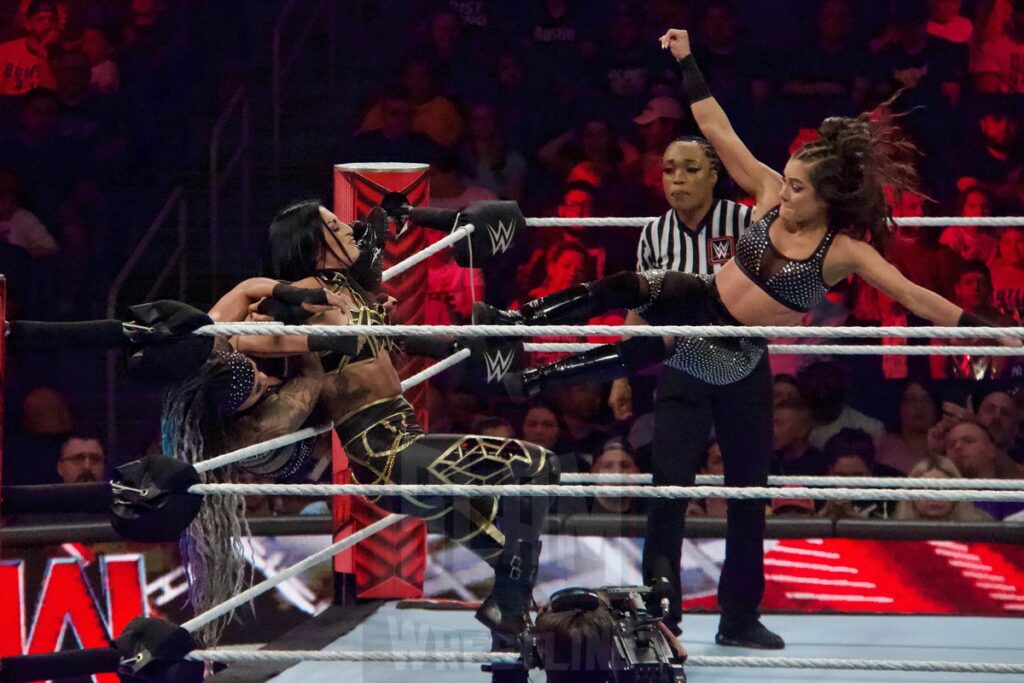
[166,202,557,668]
[473,28,1015,650]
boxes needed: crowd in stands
[2,1,1023,525]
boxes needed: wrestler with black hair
[165,202,558,664]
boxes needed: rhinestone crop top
[734,206,837,312]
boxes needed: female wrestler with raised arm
[474,28,1004,649]
[215,201,559,654]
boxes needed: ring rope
[525,216,1024,228]
[196,322,1024,340]
[399,348,471,391]
[382,224,475,282]
[179,513,403,633]
[192,422,335,475]
[562,473,1024,490]
[525,342,1024,356]
[183,649,1024,673]
[187,483,1024,503]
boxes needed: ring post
[332,163,429,603]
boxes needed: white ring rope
[180,513,403,633]
[399,347,471,391]
[192,422,335,475]
[525,342,1024,356]
[382,224,474,281]
[188,483,1024,503]
[184,649,1024,673]
[526,216,1024,228]
[562,473,1024,490]
[197,322,1024,340]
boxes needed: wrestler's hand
[659,28,692,61]
[608,377,634,421]
[382,295,397,313]
[299,289,347,315]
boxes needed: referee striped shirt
[636,200,753,274]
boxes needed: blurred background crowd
[1,0,1023,525]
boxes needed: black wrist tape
[957,311,989,328]
[308,335,360,355]
[272,283,328,306]
[678,54,712,103]
[256,297,312,324]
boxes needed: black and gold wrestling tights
[336,396,559,567]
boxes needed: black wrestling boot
[473,284,599,326]
[503,338,667,401]
[715,619,785,650]
[476,539,541,646]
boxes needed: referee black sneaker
[715,620,785,649]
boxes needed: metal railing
[104,187,188,456]
[209,85,252,291]
[272,0,336,187]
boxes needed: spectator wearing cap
[0,0,59,95]
[589,439,646,516]
[632,96,684,212]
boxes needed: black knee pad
[590,271,646,309]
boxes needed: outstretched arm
[659,28,782,210]
[830,237,962,326]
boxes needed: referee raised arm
[609,136,783,649]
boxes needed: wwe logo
[709,236,733,263]
[487,220,517,254]
[484,347,515,383]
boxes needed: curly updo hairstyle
[793,106,919,249]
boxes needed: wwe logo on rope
[483,347,515,384]
[486,220,516,255]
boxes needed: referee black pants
[642,357,772,631]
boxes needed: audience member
[990,226,1024,314]
[939,186,999,264]
[592,5,660,128]
[894,456,994,521]
[932,260,1013,380]
[631,96,684,211]
[56,431,104,484]
[772,374,801,408]
[877,381,938,474]
[534,596,614,683]
[976,390,1024,462]
[550,381,610,466]
[885,192,964,299]
[7,385,73,485]
[927,0,973,44]
[589,439,645,515]
[819,427,892,519]
[461,102,528,203]
[972,0,1024,93]
[798,361,885,450]
[687,439,727,518]
[0,0,58,95]
[359,57,465,148]
[690,0,760,106]
[781,0,873,118]
[419,6,485,100]
[471,416,516,439]
[346,94,440,164]
[771,398,828,476]
[875,0,965,106]
[0,167,58,257]
[428,150,497,209]
[522,405,565,452]
[956,96,1024,203]
[80,26,119,94]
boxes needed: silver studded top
[734,206,836,313]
